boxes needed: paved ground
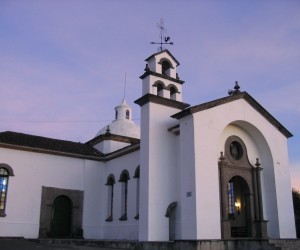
[0,239,128,250]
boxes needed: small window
[119,170,130,221]
[230,141,243,160]
[0,168,9,217]
[126,110,130,120]
[115,110,118,120]
[105,175,115,222]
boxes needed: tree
[292,188,300,238]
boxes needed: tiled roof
[0,131,103,160]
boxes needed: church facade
[0,50,296,241]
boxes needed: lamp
[235,200,241,214]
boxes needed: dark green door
[50,195,72,238]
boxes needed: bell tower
[135,49,189,241]
[139,50,184,101]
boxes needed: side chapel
[0,49,296,241]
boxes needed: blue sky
[0,0,299,188]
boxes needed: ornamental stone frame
[39,186,84,239]
[219,136,268,239]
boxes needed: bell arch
[158,58,174,77]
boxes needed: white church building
[0,50,296,241]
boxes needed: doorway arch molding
[219,135,268,239]
[39,186,84,238]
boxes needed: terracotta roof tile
[0,131,103,159]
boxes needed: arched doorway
[165,202,177,241]
[50,195,72,238]
[219,135,268,239]
[228,176,251,237]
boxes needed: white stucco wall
[139,102,181,241]
[180,98,295,239]
[0,148,85,238]
[82,159,105,239]
[0,147,111,239]
[147,52,177,79]
[93,140,131,154]
[178,116,198,240]
[101,150,140,240]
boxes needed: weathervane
[150,18,174,51]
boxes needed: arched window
[119,170,130,221]
[126,109,130,120]
[162,60,171,76]
[0,168,8,217]
[105,175,115,222]
[133,166,140,220]
[0,163,14,217]
[170,86,177,100]
[157,83,164,97]
[0,164,14,217]
[115,110,118,120]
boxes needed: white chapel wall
[185,98,295,239]
[101,150,140,240]
[0,148,87,238]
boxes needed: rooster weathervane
[150,18,174,51]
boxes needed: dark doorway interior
[229,176,251,237]
[50,195,72,238]
[39,186,83,239]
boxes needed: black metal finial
[228,81,241,95]
[144,64,150,72]
[219,151,226,161]
[105,126,111,135]
[234,81,240,92]
[150,18,174,51]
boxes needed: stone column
[219,152,231,239]
[254,158,268,239]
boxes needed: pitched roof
[171,91,293,138]
[0,131,103,160]
[144,49,180,66]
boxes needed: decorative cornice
[139,71,185,84]
[134,93,190,110]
